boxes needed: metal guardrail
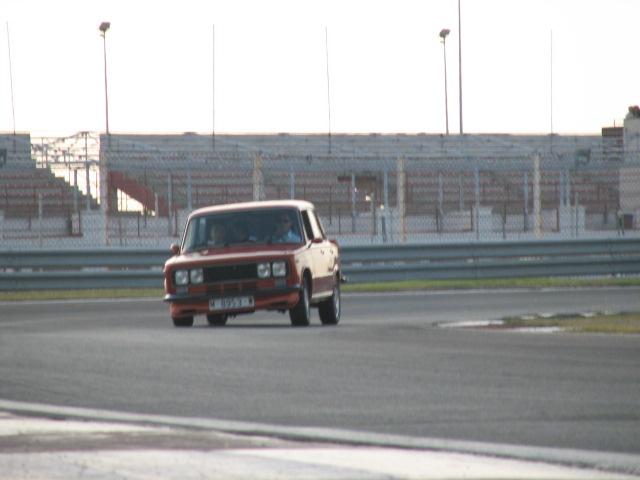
[1,239,640,291]
[341,239,640,282]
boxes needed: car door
[301,209,335,298]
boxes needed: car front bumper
[165,284,301,318]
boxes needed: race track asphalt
[1,287,639,454]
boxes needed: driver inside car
[270,213,301,243]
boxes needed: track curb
[1,399,639,476]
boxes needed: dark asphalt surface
[1,288,639,454]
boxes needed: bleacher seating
[0,167,96,218]
[96,131,622,229]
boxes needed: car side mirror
[170,243,180,256]
[312,237,324,244]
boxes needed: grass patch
[0,276,639,302]
[0,288,164,302]
[342,276,640,293]
[503,312,640,334]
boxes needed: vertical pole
[574,191,579,238]
[523,171,529,231]
[351,173,356,234]
[383,169,389,209]
[85,133,91,211]
[289,168,295,199]
[502,201,507,240]
[73,170,79,214]
[99,146,109,246]
[38,193,43,248]
[253,154,264,201]
[383,169,391,242]
[187,170,192,210]
[458,171,464,211]
[118,214,123,246]
[77,169,83,236]
[397,157,406,242]
[43,139,48,169]
[212,24,215,151]
[325,27,332,155]
[442,34,449,135]
[533,154,542,238]
[474,166,480,240]
[458,0,463,135]
[438,172,444,233]
[550,29,553,137]
[167,173,173,236]
[6,22,17,137]
[371,192,377,239]
[174,206,179,238]
[329,184,333,225]
[101,27,110,138]
[381,215,387,243]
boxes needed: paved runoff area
[1,409,638,480]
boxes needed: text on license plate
[209,296,254,311]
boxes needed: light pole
[439,28,450,136]
[99,21,110,138]
[457,0,463,134]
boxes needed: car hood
[165,244,303,268]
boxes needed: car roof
[188,200,315,218]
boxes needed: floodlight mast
[458,0,463,134]
[439,28,450,136]
[99,22,111,139]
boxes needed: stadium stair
[108,170,168,216]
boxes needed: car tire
[172,316,194,328]
[319,281,340,326]
[289,279,311,327]
[206,313,228,326]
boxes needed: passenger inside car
[229,222,255,243]
[207,222,227,246]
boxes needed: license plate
[209,296,254,312]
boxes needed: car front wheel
[319,281,340,325]
[289,280,310,327]
[172,316,194,328]
[206,313,228,326]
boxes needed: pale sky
[0,0,638,137]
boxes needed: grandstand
[99,132,624,229]
[0,133,98,242]
[1,129,638,248]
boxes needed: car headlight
[175,270,189,286]
[271,261,287,277]
[257,262,271,279]
[190,268,204,284]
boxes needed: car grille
[207,282,257,296]
[203,263,257,283]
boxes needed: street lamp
[458,0,463,134]
[99,21,110,138]
[439,28,450,136]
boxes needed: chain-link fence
[1,132,639,248]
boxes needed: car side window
[313,211,327,239]
[300,210,315,241]
[183,216,206,251]
[303,209,324,241]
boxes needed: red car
[163,200,341,327]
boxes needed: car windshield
[182,208,304,252]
